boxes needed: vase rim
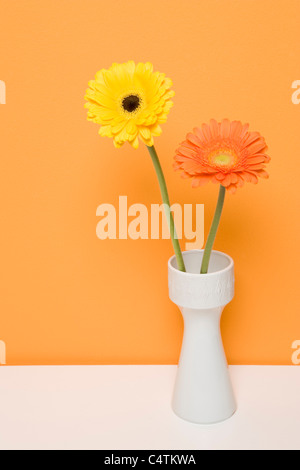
[168,249,234,277]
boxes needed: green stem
[200,184,226,274]
[146,145,186,272]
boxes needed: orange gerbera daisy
[174,119,270,193]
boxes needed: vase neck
[180,306,223,338]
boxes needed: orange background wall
[0,0,299,365]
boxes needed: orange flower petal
[174,119,270,193]
[227,184,238,194]
[255,169,269,179]
[209,119,219,139]
[191,175,212,187]
[176,146,199,158]
[236,173,245,188]
[178,159,204,174]
[241,172,258,184]
[241,131,261,147]
[173,162,182,170]
[215,172,226,181]
[240,123,250,140]
[202,123,212,141]
[186,132,202,147]
[247,156,268,164]
[220,119,231,139]
[230,121,243,140]
[194,126,207,143]
[247,164,267,170]
[221,174,233,187]
[246,139,267,155]
[230,173,239,184]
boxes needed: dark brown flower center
[122,94,140,113]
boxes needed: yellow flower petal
[85,61,174,148]
[99,126,113,137]
[149,123,162,136]
[126,120,137,135]
[132,136,139,149]
[139,127,151,140]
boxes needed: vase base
[172,405,237,425]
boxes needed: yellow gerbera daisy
[84,61,175,148]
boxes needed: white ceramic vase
[168,249,236,424]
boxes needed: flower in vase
[84,61,175,149]
[174,119,270,193]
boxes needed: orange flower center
[208,149,237,169]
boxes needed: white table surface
[0,365,299,450]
